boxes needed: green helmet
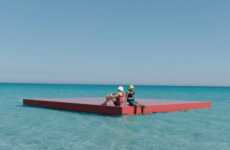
[128,84,134,90]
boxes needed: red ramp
[23,98,211,116]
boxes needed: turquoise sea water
[0,83,229,150]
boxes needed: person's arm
[116,92,123,97]
[107,92,120,100]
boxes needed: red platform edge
[23,98,212,116]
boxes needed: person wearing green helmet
[127,84,138,106]
[127,85,145,114]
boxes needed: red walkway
[23,98,211,116]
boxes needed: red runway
[23,98,211,116]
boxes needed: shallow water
[0,83,229,150]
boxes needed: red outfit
[114,92,126,106]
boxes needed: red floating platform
[23,98,211,116]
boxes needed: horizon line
[1,81,230,88]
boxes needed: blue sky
[0,0,230,86]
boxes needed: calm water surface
[0,83,229,150]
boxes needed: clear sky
[0,0,230,86]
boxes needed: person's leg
[134,102,145,114]
[127,99,136,106]
[131,101,145,114]
[102,96,113,105]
